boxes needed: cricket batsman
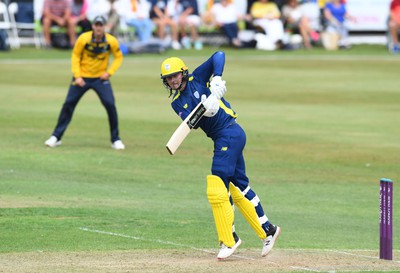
[160,51,281,259]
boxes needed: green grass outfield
[0,45,399,272]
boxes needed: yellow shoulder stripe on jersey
[219,101,238,118]
[172,90,181,102]
[172,76,193,102]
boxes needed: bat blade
[166,102,206,155]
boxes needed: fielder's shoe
[44,136,61,148]
[111,140,125,150]
[217,232,241,260]
[261,224,281,257]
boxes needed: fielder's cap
[93,16,106,25]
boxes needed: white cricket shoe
[217,235,242,260]
[44,136,61,148]
[111,140,125,150]
[261,225,281,257]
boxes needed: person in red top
[41,0,76,48]
[389,0,400,54]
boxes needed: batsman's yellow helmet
[160,57,188,79]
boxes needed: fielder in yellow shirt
[45,16,125,150]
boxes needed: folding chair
[0,1,19,49]
[8,2,43,48]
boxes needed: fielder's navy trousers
[52,77,120,142]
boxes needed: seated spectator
[300,0,321,35]
[249,0,285,50]
[316,0,327,27]
[113,0,154,43]
[172,0,203,50]
[150,0,181,49]
[69,0,92,38]
[41,0,76,48]
[389,0,400,54]
[323,0,355,49]
[282,0,315,49]
[208,0,243,47]
[105,1,120,35]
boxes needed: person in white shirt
[114,0,154,42]
[282,0,316,49]
[86,0,111,21]
[210,0,242,47]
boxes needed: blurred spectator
[172,0,203,49]
[208,0,243,47]
[113,0,154,43]
[69,0,92,37]
[248,0,284,11]
[282,0,315,49]
[104,0,120,36]
[150,0,181,49]
[234,0,247,16]
[300,0,321,33]
[249,0,285,50]
[86,0,112,21]
[323,0,355,49]
[389,0,400,54]
[41,0,75,48]
[317,0,326,8]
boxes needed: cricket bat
[166,102,206,155]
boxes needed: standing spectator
[249,0,285,50]
[41,0,75,48]
[150,0,181,49]
[389,0,400,54]
[114,0,155,43]
[44,16,125,150]
[209,0,242,47]
[175,0,203,50]
[69,0,92,37]
[323,0,355,49]
[282,0,314,49]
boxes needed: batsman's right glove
[210,76,227,100]
[201,94,220,117]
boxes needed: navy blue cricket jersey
[171,52,237,140]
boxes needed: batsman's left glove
[201,94,220,117]
[210,76,227,100]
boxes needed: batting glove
[210,76,227,100]
[201,94,220,117]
